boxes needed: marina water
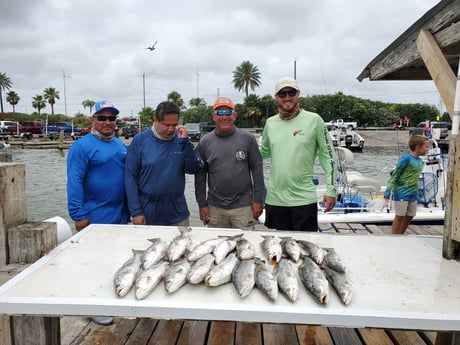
[12,145,407,232]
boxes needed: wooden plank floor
[59,223,445,345]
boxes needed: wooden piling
[0,163,60,345]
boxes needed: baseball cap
[275,77,299,93]
[93,101,119,116]
[213,96,235,110]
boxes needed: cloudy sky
[0,0,443,117]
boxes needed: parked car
[185,123,202,142]
[411,121,449,139]
[199,122,216,132]
[0,121,20,134]
[122,124,148,139]
[20,121,44,135]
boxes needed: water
[10,145,410,231]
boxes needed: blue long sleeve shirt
[384,153,423,201]
[124,128,203,225]
[67,134,130,224]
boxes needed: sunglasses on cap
[94,115,117,122]
[277,89,298,98]
[214,109,234,116]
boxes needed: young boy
[384,135,430,234]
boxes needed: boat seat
[349,177,381,195]
[346,174,381,210]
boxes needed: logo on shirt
[293,129,304,136]
[235,150,246,161]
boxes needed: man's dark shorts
[264,203,318,231]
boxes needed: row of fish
[113,228,353,305]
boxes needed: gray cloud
[0,0,442,116]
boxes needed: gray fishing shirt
[194,127,265,209]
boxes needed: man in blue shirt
[124,101,202,226]
[66,100,129,326]
[67,100,129,231]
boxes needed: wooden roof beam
[416,28,456,116]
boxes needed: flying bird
[146,41,158,51]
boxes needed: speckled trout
[142,238,167,269]
[135,261,169,300]
[164,258,191,293]
[232,258,255,297]
[166,227,192,261]
[114,249,143,297]
[298,256,329,305]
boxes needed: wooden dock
[57,222,448,345]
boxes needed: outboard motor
[345,135,353,148]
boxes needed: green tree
[43,87,60,116]
[6,90,20,114]
[167,91,185,110]
[232,61,261,97]
[32,95,46,117]
[138,106,155,127]
[82,99,96,115]
[189,97,206,107]
[242,94,261,127]
[182,104,213,124]
[0,72,13,113]
[259,95,277,126]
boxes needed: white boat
[328,126,365,152]
[260,140,446,225]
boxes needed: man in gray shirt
[194,96,265,229]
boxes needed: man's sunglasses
[94,115,117,122]
[277,89,297,98]
[214,109,234,116]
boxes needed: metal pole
[63,70,68,117]
[196,69,200,99]
[294,58,297,80]
[143,73,146,109]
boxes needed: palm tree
[43,87,60,116]
[6,91,20,114]
[232,61,261,97]
[82,99,96,115]
[243,94,261,127]
[32,95,46,116]
[167,91,185,110]
[260,94,277,122]
[0,72,13,114]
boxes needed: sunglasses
[157,123,177,129]
[277,89,298,98]
[214,109,234,116]
[94,115,117,122]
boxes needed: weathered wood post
[0,162,61,345]
[0,162,28,266]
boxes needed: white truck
[326,118,358,130]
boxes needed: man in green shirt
[259,77,337,231]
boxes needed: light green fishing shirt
[260,109,337,206]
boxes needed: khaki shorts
[208,205,255,230]
[172,218,190,227]
[393,200,417,217]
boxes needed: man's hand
[252,202,263,219]
[322,195,336,213]
[176,125,188,138]
[199,206,210,225]
[75,219,90,232]
[132,215,146,225]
